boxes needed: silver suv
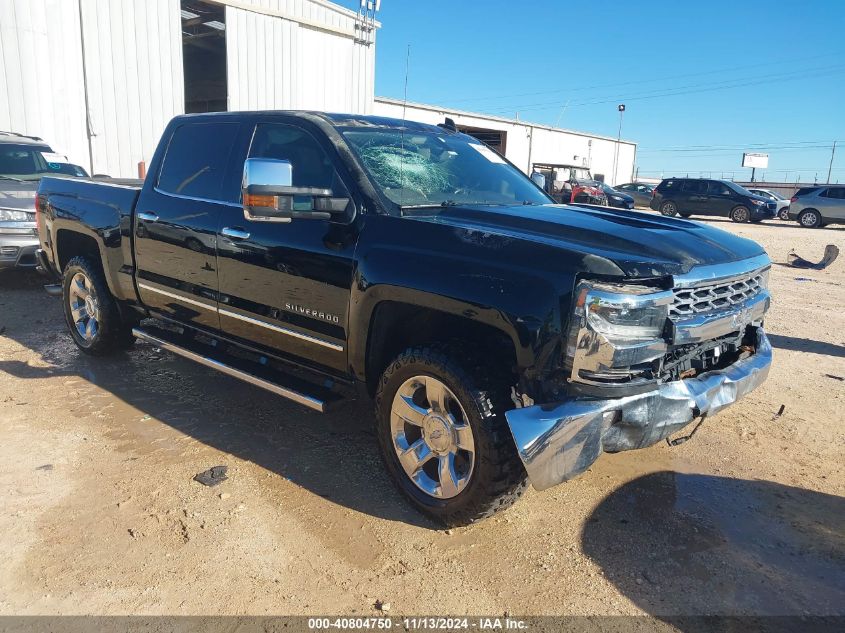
[788,186,845,228]
[0,132,88,271]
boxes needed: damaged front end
[505,254,773,491]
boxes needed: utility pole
[612,104,625,185]
[827,141,837,184]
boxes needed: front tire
[62,256,136,355]
[798,209,822,228]
[730,205,751,223]
[374,345,528,526]
[778,207,790,221]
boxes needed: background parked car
[599,182,635,209]
[650,178,777,222]
[0,132,88,271]
[787,185,845,228]
[614,182,656,207]
[748,188,790,220]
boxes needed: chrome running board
[132,327,329,413]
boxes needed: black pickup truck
[35,112,773,525]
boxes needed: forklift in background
[532,162,607,205]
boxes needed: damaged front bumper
[505,327,773,491]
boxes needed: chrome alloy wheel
[390,376,475,499]
[68,272,100,342]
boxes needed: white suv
[748,188,790,220]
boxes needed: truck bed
[38,176,144,302]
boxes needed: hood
[406,203,767,278]
[0,180,38,212]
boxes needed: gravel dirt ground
[0,216,843,618]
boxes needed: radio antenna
[402,44,410,122]
[399,44,410,202]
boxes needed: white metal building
[1,0,636,183]
[374,98,637,185]
[0,0,377,177]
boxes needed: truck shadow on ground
[767,333,845,358]
[581,471,845,622]
[0,273,435,528]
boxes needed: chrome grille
[671,272,765,318]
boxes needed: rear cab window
[157,122,241,202]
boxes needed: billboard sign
[742,152,769,169]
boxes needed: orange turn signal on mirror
[244,194,277,208]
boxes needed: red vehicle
[531,163,607,205]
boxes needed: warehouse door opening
[181,1,228,113]
[457,126,507,157]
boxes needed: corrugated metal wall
[0,0,89,169]
[79,0,184,177]
[0,0,183,177]
[224,0,375,113]
[1,0,375,176]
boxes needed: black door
[705,180,737,217]
[680,180,708,214]
[215,121,359,374]
[134,121,243,330]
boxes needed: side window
[157,122,240,202]
[661,180,676,190]
[248,123,348,195]
[822,187,845,199]
[708,181,731,196]
[682,180,706,194]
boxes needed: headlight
[0,208,29,221]
[751,200,765,206]
[581,282,672,340]
[565,281,672,389]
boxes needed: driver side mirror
[242,158,350,222]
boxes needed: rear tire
[730,205,751,223]
[660,201,678,217]
[62,256,136,356]
[374,344,528,526]
[798,209,822,228]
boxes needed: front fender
[347,215,575,382]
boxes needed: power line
[442,52,841,105]
[638,145,839,155]
[481,65,845,115]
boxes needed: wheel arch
[55,229,101,274]
[358,298,523,397]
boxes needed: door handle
[221,227,251,240]
[137,211,159,222]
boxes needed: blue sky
[339,0,845,183]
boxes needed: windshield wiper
[400,200,460,210]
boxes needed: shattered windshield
[341,128,552,209]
